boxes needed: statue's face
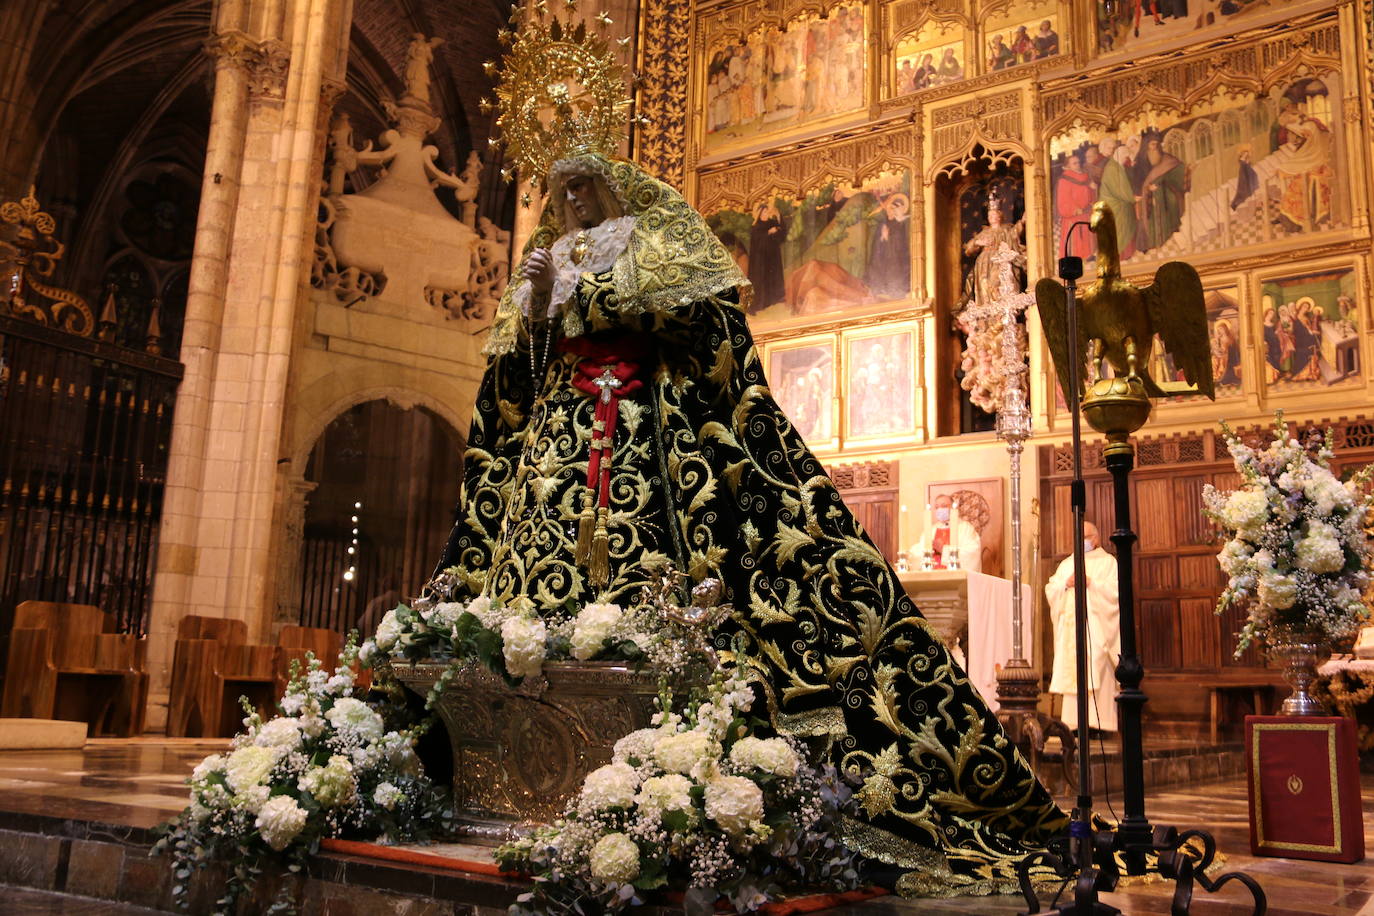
[565,174,605,228]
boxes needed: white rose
[255,795,308,851]
[579,762,639,811]
[373,609,403,652]
[254,717,302,751]
[588,832,640,884]
[729,736,799,778]
[225,746,278,793]
[501,616,547,679]
[653,731,718,776]
[613,728,662,766]
[636,774,695,815]
[571,602,623,660]
[704,774,765,839]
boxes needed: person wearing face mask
[908,493,983,572]
[1045,521,1120,734]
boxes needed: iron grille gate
[0,314,182,675]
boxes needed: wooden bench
[275,625,344,696]
[167,615,277,738]
[1,601,148,737]
[1204,671,1287,742]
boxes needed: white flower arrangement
[1203,412,1374,655]
[154,639,451,915]
[495,669,863,914]
[356,567,713,706]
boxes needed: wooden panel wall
[1037,417,1374,730]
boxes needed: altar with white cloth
[898,569,1033,713]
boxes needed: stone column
[0,1,53,197]
[144,0,353,731]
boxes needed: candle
[950,499,960,532]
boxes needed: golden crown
[482,0,634,204]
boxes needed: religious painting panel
[1094,0,1305,59]
[842,323,918,445]
[1045,65,1349,272]
[762,332,840,452]
[1256,261,1362,393]
[699,0,869,156]
[981,2,1061,75]
[1152,283,1245,404]
[891,17,965,97]
[705,167,915,330]
[923,477,1004,578]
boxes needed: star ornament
[490,3,633,196]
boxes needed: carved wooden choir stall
[0,601,148,737]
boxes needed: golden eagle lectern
[1036,201,1215,403]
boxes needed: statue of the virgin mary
[431,11,1067,898]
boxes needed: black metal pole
[1058,251,1095,873]
[1107,446,1152,872]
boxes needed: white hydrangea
[254,717,302,751]
[191,754,226,784]
[571,602,622,661]
[704,775,765,839]
[1257,570,1299,610]
[729,736,799,778]
[373,609,403,652]
[1216,540,1253,577]
[579,762,640,811]
[1296,523,1346,574]
[299,755,356,807]
[588,832,640,884]
[236,784,271,814]
[635,774,695,815]
[467,595,501,629]
[653,731,718,776]
[1223,489,1270,533]
[612,728,662,766]
[429,602,465,629]
[373,781,406,810]
[224,745,278,793]
[324,697,385,742]
[255,795,308,851]
[501,616,547,679]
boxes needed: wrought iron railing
[0,313,183,669]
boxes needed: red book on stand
[1246,715,1364,863]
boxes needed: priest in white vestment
[1046,521,1120,733]
[909,493,983,572]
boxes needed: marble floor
[0,738,1371,914]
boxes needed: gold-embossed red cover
[1246,715,1364,863]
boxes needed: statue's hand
[522,248,555,294]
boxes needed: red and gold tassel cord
[558,334,652,586]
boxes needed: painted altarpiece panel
[891,16,967,97]
[1150,282,1247,406]
[697,0,870,158]
[981,0,1062,75]
[1093,0,1333,61]
[843,322,919,445]
[698,124,921,333]
[762,332,841,452]
[1041,15,1357,276]
[1256,260,1364,394]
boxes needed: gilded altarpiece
[651,0,1374,730]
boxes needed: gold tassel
[590,506,610,586]
[575,493,595,562]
